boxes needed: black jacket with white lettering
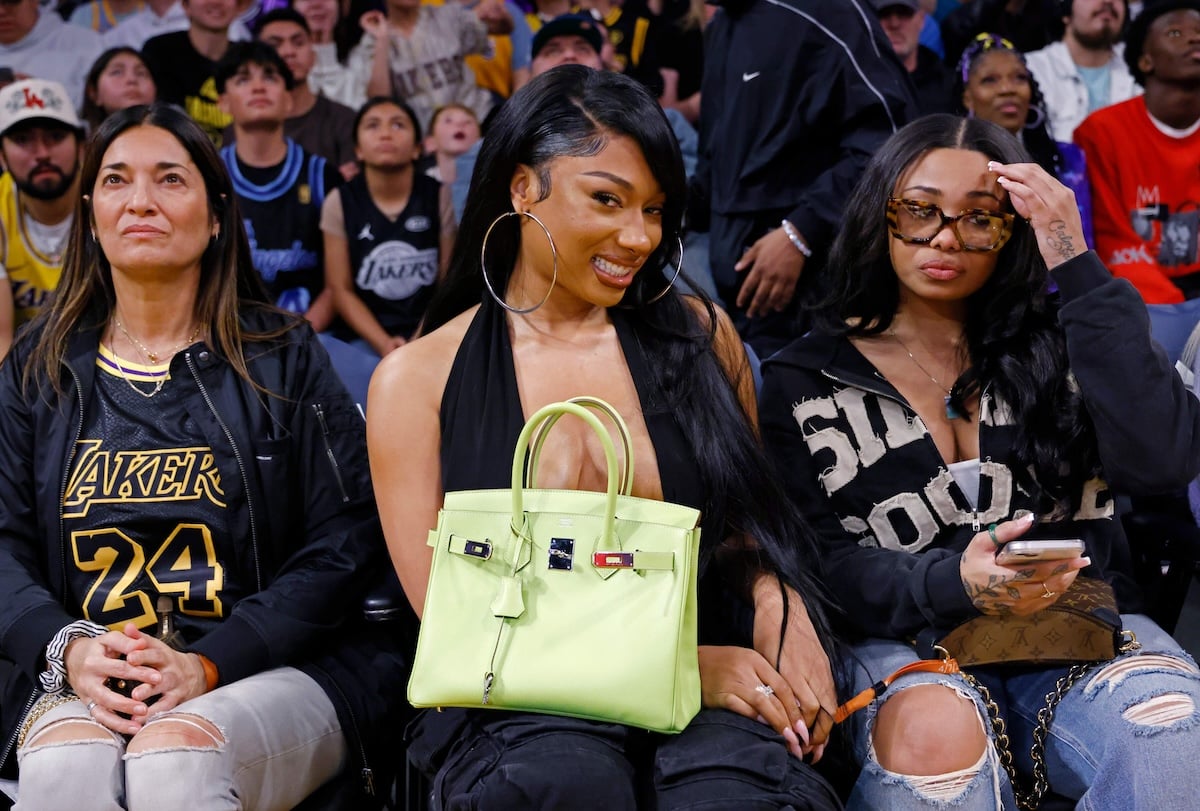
[760,252,1200,639]
[0,308,411,797]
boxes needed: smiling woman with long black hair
[368,65,843,810]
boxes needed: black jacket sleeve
[1055,252,1200,493]
[0,345,84,680]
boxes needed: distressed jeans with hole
[842,614,1200,810]
[15,666,345,811]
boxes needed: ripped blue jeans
[842,614,1200,810]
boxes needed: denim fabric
[15,667,345,811]
[840,637,1013,811]
[1000,614,1200,810]
[407,707,842,811]
[841,614,1200,810]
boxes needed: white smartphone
[995,539,1085,566]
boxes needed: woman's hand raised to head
[959,515,1091,617]
[359,9,388,39]
[989,161,1088,270]
[697,646,810,760]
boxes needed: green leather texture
[408,400,703,734]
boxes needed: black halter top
[439,298,707,527]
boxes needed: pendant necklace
[114,317,201,363]
[890,331,965,420]
[109,341,166,399]
[108,319,200,399]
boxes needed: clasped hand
[697,581,836,762]
[959,515,1091,617]
[64,623,208,735]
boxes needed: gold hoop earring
[480,210,558,315]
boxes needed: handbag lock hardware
[464,540,491,560]
[593,552,634,568]
[548,538,575,570]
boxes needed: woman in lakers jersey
[0,103,408,810]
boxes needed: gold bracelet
[16,692,81,750]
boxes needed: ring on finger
[1041,583,1057,599]
[86,700,98,715]
[987,523,999,544]
[755,683,775,699]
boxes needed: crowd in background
[2,0,1200,807]
[4,0,1198,370]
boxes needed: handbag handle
[511,402,621,546]
[524,396,635,495]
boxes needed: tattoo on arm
[1046,219,1078,262]
[961,574,1015,617]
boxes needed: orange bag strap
[833,656,962,724]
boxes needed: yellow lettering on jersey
[74,525,226,629]
[64,440,226,518]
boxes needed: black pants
[406,708,843,810]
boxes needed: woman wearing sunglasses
[759,113,1200,809]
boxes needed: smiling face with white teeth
[508,132,666,310]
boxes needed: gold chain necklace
[114,317,201,363]
[889,330,965,420]
[108,341,166,399]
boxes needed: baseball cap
[532,13,605,60]
[0,79,83,137]
[871,0,920,11]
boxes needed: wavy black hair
[819,113,1101,515]
[424,64,839,662]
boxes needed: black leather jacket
[0,307,410,799]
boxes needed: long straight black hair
[425,65,840,659]
[821,113,1101,514]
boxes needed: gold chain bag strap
[910,576,1140,809]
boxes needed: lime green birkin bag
[408,398,703,734]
